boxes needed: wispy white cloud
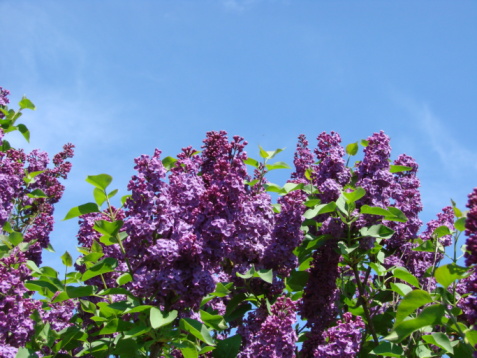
[394,95,477,174]
[221,0,288,13]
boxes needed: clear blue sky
[1,0,476,268]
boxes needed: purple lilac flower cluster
[0,87,75,354]
[0,250,42,357]
[238,296,298,358]
[0,87,9,119]
[110,131,279,311]
[464,188,477,342]
[313,312,365,358]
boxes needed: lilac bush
[1,85,477,357]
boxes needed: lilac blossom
[313,312,365,358]
[264,189,307,277]
[0,250,41,354]
[386,154,423,250]
[291,134,314,181]
[356,131,395,209]
[313,131,350,203]
[238,297,298,358]
[464,188,477,339]
[403,206,454,291]
[299,240,341,357]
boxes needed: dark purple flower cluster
[0,250,41,357]
[108,131,279,311]
[464,188,477,337]
[238,296,298,358]
[313,312,365,358]
[299,241,341,357]
[264,189,307,277]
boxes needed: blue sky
[1,0,476,268]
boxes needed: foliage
[1,87,476,358]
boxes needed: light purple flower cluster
[313,132,351,203]
[291,134,314,181]
[0,250,41,357]
[238,296,298,358]
[464,188,477,338]
[0,131,24,228]
[386,154,423,250]
[313,312,365,358]
[356,131,395,209]
[0,87,9,119]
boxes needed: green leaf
[99,318,119,335]
[303,202,337,219]
[15,347,37,358]
[82,257,118,281]
[7,231,24,246]
[346,142,359,156]
[243,157,259,168]
[116,273,133,286]
[108,188,118,200]
[236,266,255,280]
[433,225,452,238]
[213,335,242,358]
[390,283,413,296]
[386,206,408,222]
[285,271,309,292]
[65,285,95,298]
[162,156,177,170]
[93,220,123,237]
[393,267,420,288]
[434,263,469,289]
[265,161,291,170]
[258,145,269,159]
[395,290,433,325]
[370,341,404,357]
[63,202,100,220]
[264,183,283,194]
[178,341,199,358]
[17,124,30,142]
[422,332,453,354]
[61,251,73,267]
[27,188,48,198]
[19,96,36,110]
[282,182,304,193]
[85,174,113,191]
[24,280,58,294]
[121,194,131,206]
[93,187,107,207]
[255,268,273,284]
[389,165,413,173]
[150,307,178,329]
[200,310,228,330]
[211,282,232,298]
[180,318,215,346]
[360,205,391,216]
[455,217,466,232]
[360,224,395,239]
[343,187,366,203]
[386,304,445,342]
[360,139,369,147]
